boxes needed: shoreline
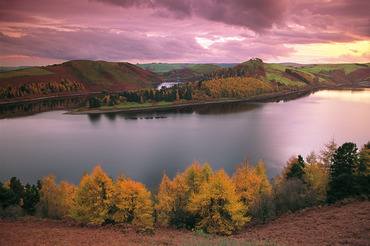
[66,86,321,115]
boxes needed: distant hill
[200,59,370,87]
[136,63,237,73]
[0,60,163,100]
[160,64,222,82]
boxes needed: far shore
[1,82,369,115]
[66,84,356,115]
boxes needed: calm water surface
[1,89,369,186]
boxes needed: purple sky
[1,0,369,66]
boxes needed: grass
[98,101,173,110]
[180,236,282,246]
[0,67,54,79]
[264,64,306,86]
[189,64,222,73]
[296,63,369,75]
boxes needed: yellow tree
[256,160,271,194]
[304,151,330,203]
[232,159,264,208]
[155,172,190,227]
[38,174,75,219]
[188,169,249,235]
[155,173,174,226]
[112,177,153,226]
[69,165,114,225]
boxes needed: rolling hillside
[199,59,370,87]
[0,60,163,100]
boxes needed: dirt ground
[0,200,369,246]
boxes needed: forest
[0,79,85,99]
[1,140,369,235]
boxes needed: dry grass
[0,200,369,246]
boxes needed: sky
[0,0,369,66]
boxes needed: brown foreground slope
[0,200,368,246]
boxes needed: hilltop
[0,60,163,101]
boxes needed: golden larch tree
[188,169,249,235]
[112,177,153,226]
[69,165,114,225]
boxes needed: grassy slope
[189,64,222,73]
[0,200,368,245]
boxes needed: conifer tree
[70,166,114,225]
[188,170,249,235]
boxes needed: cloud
[0,0,369,65]
[92,0,289,32]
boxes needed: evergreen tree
[327,142,361,203]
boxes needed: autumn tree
[155,172,190,227]
[303,151,330,203]
[232,159,270,209]
[155,161,213,228]
[69,166,114,225]
[232,159,273,224]
[112,176,153,226]
[155,173,174,227]
[38,174,75,219]
[188,169,249,235]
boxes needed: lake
[1,89,369,187]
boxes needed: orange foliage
[0,79,85,99]
[232,159,271,208]
[188,170,249,235]
[113,177,153,226]
[200,77,273,99]
[38,174,75,219]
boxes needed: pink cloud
[0,0,369,66]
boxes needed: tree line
[87,84,193,108]
[1,140,369,235]
[0,79,85,99]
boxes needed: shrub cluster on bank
[1,140,369,235]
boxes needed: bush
[274,179,317,214]
[250,192,275,224]
[136,226,156,235]
[0,204,25,218]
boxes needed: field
[0,200,368,245]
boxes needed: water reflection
[312,89,370,104]
[88,114,102,124]
[0,97,87,119]
[1,89,369,187]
